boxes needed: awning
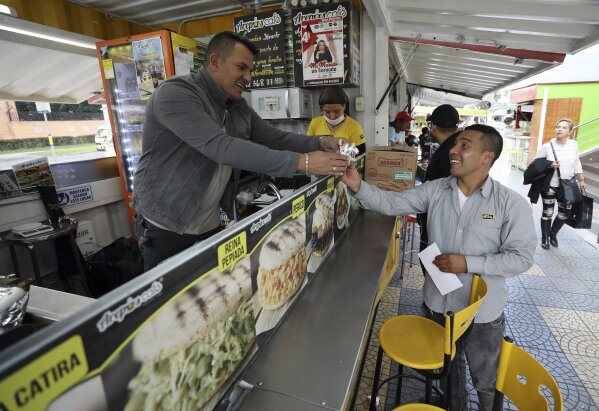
[363,0,599,98]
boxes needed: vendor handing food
[132,31,349,270]
[307,86,366,155]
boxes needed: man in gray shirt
[133,31,349,270]
[342,124,536,411]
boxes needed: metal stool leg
[370,346,384,411]
[394,363,404,406]
[27,244,43,286]
[8,244,22,277]
[409,221,416,266]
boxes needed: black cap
[427,104,459,128]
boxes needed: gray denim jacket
[132,67,319,234]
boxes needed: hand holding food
[303,151,349,176]
[341,162,361,193]
[320,136,351,153]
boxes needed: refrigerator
[95,30,207,235]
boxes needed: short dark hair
[465,124,503,164]
[204,31,258,66]
[318,86,348,106]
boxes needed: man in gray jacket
[342,124,536,411]
[133,31,349,270]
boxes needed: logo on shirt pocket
[481,213,495,220]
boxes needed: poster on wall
[132,37,167,100]
[291,2,358,87]
[234,10,287,89]
[12,157,55,191]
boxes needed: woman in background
[307,86,366,154]
[535,118,585,249]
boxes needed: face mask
[325,114,345,127]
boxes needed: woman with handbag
[534,118,586,249]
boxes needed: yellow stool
[369,275,487,411]
[393,404,444,411]
[492,336,563,411]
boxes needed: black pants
[134,216,221,271]
[541,186,571,222]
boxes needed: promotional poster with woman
[301,16,344,86]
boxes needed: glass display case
[96,31,207,234]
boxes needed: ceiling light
[0,23,96,49]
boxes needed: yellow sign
[291,195,305,219]
[0,335,88,411]
[326,177,334,193]
[218,232,247,272]
[102,59,115,80]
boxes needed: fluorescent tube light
[0,23,96,49]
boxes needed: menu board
[234,10,287,89]
[0,163,364,411]
[291,2,358,87]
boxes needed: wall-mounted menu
[234,10,287,89]
[291,2,359,87]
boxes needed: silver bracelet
[305,153,309,175]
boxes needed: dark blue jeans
[428,310,505,411]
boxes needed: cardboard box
[365,146,417,192]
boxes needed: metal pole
[42,112,56,158]
[536,88,549,153]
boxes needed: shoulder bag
[567,188,594,229]
[549,143,581,204]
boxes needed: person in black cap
[418,104,461,273]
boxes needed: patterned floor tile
[549,328,599,358]
[507,283,534,304]
[562,292,599,312]
[538,306,588,330]
[401,272,424,290]
[588,389,599,411]
[398,304,428,317]
[524,263,545,276]
[518,274,557,291]
[534,259,572,278]
[521,347,596,411]
[551,242,590,258]
[567,355,599,392]
[559,255,599,271]
[505,302,544,324]
[380,285,401,306]
[507,319,562,351]
[549,278,599,296]
[566,239,599,259]
[574,270,599,282]
[527,288,573,309]
[397,288,424,308]
[576,311,599,332]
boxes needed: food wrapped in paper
[0,275,30,329]
[339,142,359,162]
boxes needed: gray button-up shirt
[355,176,537,323]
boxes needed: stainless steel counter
[238,210,395,410]
[28,285,95,321]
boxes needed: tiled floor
[353,155,599,411]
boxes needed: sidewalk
[353,152,599,411]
